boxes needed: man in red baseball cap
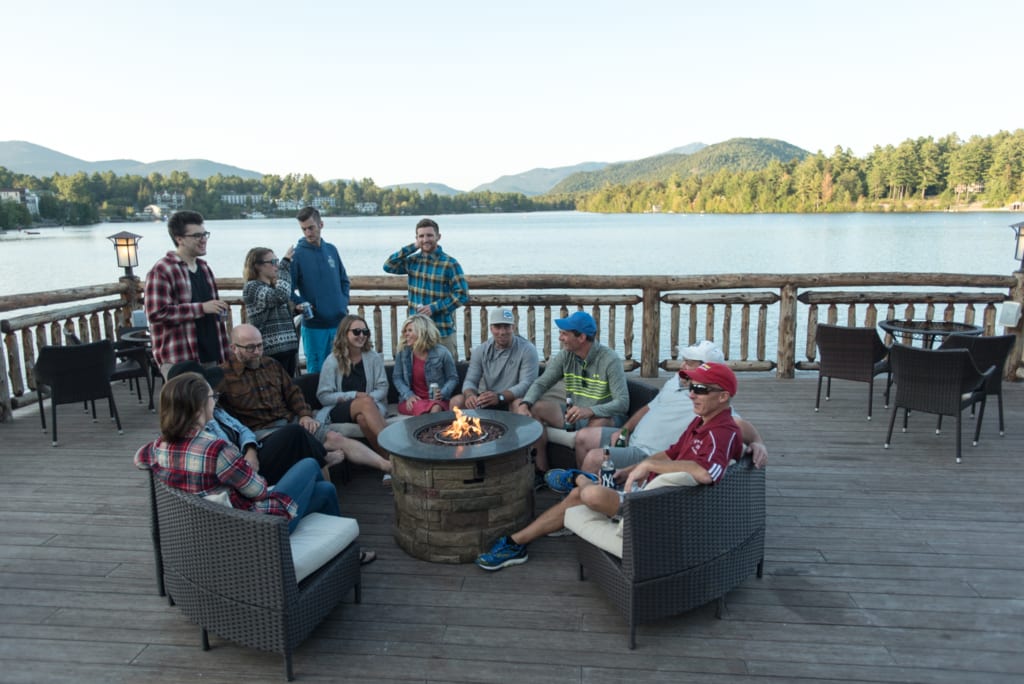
[476,361,744,571]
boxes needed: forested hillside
[550,138,808,194]
[559,131,1024,213]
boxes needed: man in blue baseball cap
[513,311,628,482]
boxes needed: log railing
[3,272,1022,421]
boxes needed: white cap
[488,308,516,326]
[681,340,725,364]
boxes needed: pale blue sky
[4,0,1022,190]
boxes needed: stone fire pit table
[378,409,542,563]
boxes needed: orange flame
[440,407,483,439]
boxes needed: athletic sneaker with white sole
[475,535,528,570]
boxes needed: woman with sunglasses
[393,314,458,416]
[317,315,390,459]
[242,246,300,376]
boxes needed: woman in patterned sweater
[242,246,300,376]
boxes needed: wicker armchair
[814,324,891,420]
[152,476,361,681]
[938,333,1016,435]
[571,455,765,648]
[884,344,994,463]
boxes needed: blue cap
[555,311,597,336]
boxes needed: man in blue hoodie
[291,207,350,373]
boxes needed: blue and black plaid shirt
[383,244,469,337]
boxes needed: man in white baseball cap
[572,340,767,477]
[451,307,539,411]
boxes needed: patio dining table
[879,319,983,349]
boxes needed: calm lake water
[2,211,1022,297]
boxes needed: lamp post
[1012,222,1024,271]
[107,231,142,278]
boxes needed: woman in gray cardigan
[317,315,389,459]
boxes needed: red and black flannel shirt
[134,429,296,518]
[144,251,231,367]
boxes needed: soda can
[600,447,616,489]
[429,382,440,400]
[302,302,314,320]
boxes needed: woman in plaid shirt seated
[135,372,340,533]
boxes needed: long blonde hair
[331,314,371,376]
[398,314,440,356]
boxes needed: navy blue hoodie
[289,239,350,329]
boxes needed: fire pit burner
[416,419,506,446]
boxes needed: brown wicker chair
[152,476,361,681]
[884,344,994,463]
[938,333,1016,435]
[814,324,891,420]
[571,455,765,648]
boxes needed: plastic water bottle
[564,396,576,432]
[600,448,616,489]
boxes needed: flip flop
[360,550,377,565]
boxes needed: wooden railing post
[776,283,797,378]
[117,275,141,329]
[1006,270,1024,380]
[640,287,660,378]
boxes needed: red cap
[679,362,737,397]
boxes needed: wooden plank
[0,376,1023,683]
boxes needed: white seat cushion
[644,471,700,490]
[290,513,359,583]
[545,426,576,447]
[564,504,623,558]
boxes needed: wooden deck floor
[2,375,1024,683]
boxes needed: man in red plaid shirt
[145,210,231,378]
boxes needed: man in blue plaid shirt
[383,218,469,359]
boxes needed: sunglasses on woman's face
[350,328,371,337]
[687,383,723,395]
[256,258,279,266]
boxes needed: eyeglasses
[208,392,221,401]
[687,383,723,395]
[233,342,264,352]
[183,231,211,240]
[256,258,279,266]
[350,328,371,337]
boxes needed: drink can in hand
[429,382,440,400]
[302,302,314,320]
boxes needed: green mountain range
[547,138,809,195]
[0,140,263,180]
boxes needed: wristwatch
[498,393,506,403]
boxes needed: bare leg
[528,399,563,472]
[510,478,620,546]
[574,425,604,468]
[576,417,612,466]
[324,431,393,473]
[350,395,387,456]
[580,447,607,474]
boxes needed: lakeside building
[0,188,40,216]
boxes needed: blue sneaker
[475,536,528,571]
[544,468,598,494]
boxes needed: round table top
[879,319,983,338]
[120,329,151,344]
[379,409,543,463]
